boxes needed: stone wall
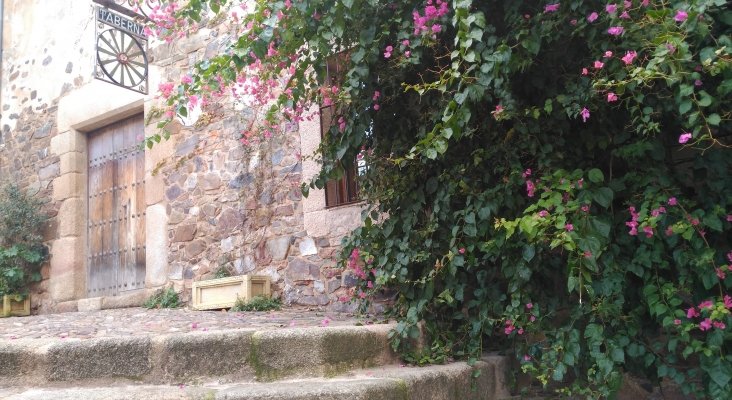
[147,22,363,310]
[0,1,364,313]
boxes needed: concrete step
[0,324,397,386]
[0,356,510,400]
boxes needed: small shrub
[213,264,233,279]
[0,184,48,297]
[144,287,180,309]
[231,295,281,312]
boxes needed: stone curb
[0,324,397,386]
[2,356,510,400]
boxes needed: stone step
[0,356,510,400]
[0,324,397,386]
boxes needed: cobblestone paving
[0,307,382,341]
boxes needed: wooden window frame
[320,54,362,208]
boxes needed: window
[320,54,361,208]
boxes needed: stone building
[0,0,363,313]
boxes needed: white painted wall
[1,0,95,131]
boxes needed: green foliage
[144,287,181,309]
[231,295,282,312]
[0,184,47,297]
[154,0,731,397]
[213,264,233,279]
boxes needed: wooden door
[87,115,146,297]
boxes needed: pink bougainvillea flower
[607,92,618,102]
[458,247,466,254]
[523,354,531,361]
[687,307,699,318]
[181,75,192,84]
[694,79,703,87]
[643,226,653,238]
[526,180,536,197]
[402,39,410,46]
[620,11,630,19]
[594,60,604,69]
[372,91,381,101]
[715,267,726,280]
[367,280,374,288]
[713,321,726,330]
[604,50,613,58]
[674,10,688,23]
[678,132,692,144]
[606,3,617,14]
[581,107,590,122]
[492,104,504,119]
[725,295,732,309]
[582,67,589,75]
[405,50,411,57]
[522,168,532,178]
[504,320,515,335]
[623,1,632,9]
[526,302,534,309]
[530,315,536,322]
[373,104,380,111]
[608,26,624,36]
[727,215,732,222]
[538,210,549,217]
[583,250,592,258]
[698,300,714,310]
[565,223,574,232]
[621,50,637,65]
[641,0,649,6]
[431,24,442,33]
[587,12,599,22]
[674,319,682,325]
[667,197,678,206]
[384,45,393,58]
[665,226,674,236]
[699,318,712,331]
[544,3,560,13]
[582,205,590,213]
[338,116,346,132]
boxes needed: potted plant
[0,184,47,317]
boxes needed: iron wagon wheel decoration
[96,28,148,90]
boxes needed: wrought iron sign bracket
[94,4,149,94]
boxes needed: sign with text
[94,6,149,94]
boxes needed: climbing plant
[146,0,731,397]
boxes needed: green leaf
[592,188,614,208]
[588,168,604,183]
[678,99,692,115]
[697,91,712,107]
[707,113,721,126]
[611,348,625,363]
[522,245,536,262]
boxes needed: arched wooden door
[87,115,146,297]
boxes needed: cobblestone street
[0,307,378,341]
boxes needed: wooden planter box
[191,275,271,311]
[1,294,31,317]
